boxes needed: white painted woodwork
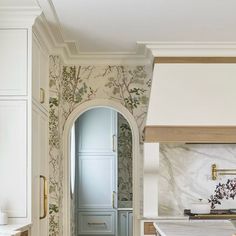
[0,101,27,217]
[32,105,49,236]
[32,107,40,236]
[0,9,48,235]
[32,34,49,111]
[39,109,49,236]
[0,29,27,96]
[63,99,140,236]
[143,143,159,218]
[147,63,236,126]
[50,0,236,54]
[78,211,115,235]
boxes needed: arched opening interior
[63,99,140,236]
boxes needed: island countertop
[0,224,30,236]
[154,220,236,236]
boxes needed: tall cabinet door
[32,105,49,236]
[76,108,117,209]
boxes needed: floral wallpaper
[48,55,152,235]
[118,113,133,208]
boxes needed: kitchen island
[0,224,30,236]
[154,220,236,236]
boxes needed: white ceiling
[0,0,39,7]
[45,0,236,54]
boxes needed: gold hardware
[40,175,48,219]
[211,164,236,180]
[88,222,106,225]
[112,191,116,209]
[112,135,116,152]
[190,214,236,219]
[40,88,45,104]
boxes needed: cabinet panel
[39,112,49,236]
[118,212,127,236]
[32,107,40,236]
[118,211,133,236]
[0,101,27,217]
[32,105,49,236]
[39,49,49,111]
[32,35,49,111]
[78,211,115,235]
[78,156,115,209]
[32,38,40,102]
[0,29,27,95]
[77,108,116,153]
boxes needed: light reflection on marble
[154,220,236,236]
[159,144,236,216]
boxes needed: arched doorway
[62,99,140,236]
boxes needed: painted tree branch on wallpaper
[49,55,152,236]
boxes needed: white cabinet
[0,101,27,218]
[0,13,49,236]
[32,105,49,236]
[0,29,27,96]
[32,34,49,111]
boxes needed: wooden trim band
[144,222,156,235]
[154,57,236,64]
[144,126,236,143]
[20,231,28,236]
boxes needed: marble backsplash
[159,144,236,216]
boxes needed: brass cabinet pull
[40,175,48,219]
[88,222,106,225]
[40,88,45,104]
[112,135,116,152]
[112,191,116,209]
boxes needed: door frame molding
[63,99,141,236]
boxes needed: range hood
[144,57,236,143]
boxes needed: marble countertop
[0,224,30,236]
[154,220,236,236]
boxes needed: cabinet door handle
[112,191,116,209]
[88,222,106,225]
[112,135,116,152]
[40,175,48,220]
[40,88,45,104]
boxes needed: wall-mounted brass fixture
[211,164,236,180]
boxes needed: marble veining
[154,220,236,236]
[159,144,236,216]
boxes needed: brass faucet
[211,164,236,180]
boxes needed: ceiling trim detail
[35,0,152,64]
[154,57,236,64]
[0,7,42,27]
[34,0,236,64]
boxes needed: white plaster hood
[144,46,236,143]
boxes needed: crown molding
[144,42,236,57]
[35,0,236,65]
[36,0,153,65]
[0,7,42,27]
[33,14,153,65]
